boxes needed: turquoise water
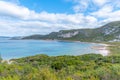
[0,38,100,60]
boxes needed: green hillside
[22,21,120,42]
[0,42,120,80]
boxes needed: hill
[22,21,120,42]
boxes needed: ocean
[0,38,100,60]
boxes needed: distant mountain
[10,36,24,40]
[0,36,10,38]
[22,21,120,42]
[0,36,11,40]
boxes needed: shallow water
[0,38,100,60]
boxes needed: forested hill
[22,21,120,42]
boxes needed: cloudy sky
[0,0,120,36]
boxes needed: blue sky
[19,0,74,13]
[0,0,120,36]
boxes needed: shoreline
[92,43,110,56]
[12,38,110,46]
[43,39,111,56]
[1,60,13,64]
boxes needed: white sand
[1,60,13,64]
[98,47,110,56]
[92,43,110,56]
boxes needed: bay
[0,38,101,60]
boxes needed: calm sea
[0,38,100,60]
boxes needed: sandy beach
[1,60,13,64]
[92,43,110,56]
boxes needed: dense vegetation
[0,42,120,80]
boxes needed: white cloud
[72,0,90,13]
[92,0,108,6]
[91,5,113,18]
[0,1,99,36]
[0,0,120,36]
[71,0,120,13]
[0,15,98,36]
[0,1,31,19]
[75,1,89,12]
[91,5,120,23]
[0,1,95,24]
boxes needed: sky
[0,0,120,36]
